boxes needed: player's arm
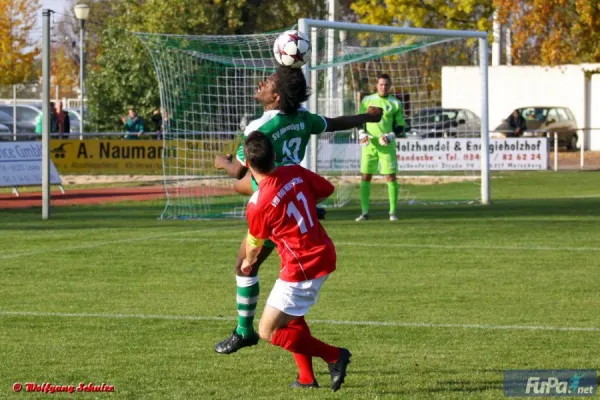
[215,155,248,179]
[393,101,406,137]
[214,141,248,179]
[242,231,264,274]
[301,168,335,203]
[323,106,382,132]
[241,206,270,275]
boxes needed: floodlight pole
[79,20,85,140]
[42,9,52,220]
[74,3,90,140]
[12,85,17,141]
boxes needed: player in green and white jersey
[234,106,327,192]
[213,66,382,355]
[356,73,406,222]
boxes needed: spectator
[151,108,163,140]
[35,102,57,135]
[52,101,71,139]
[122,106,144,139]
[507,109,527,137]
[35,113,42,135]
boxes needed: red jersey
[246,164,336,282]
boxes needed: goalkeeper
[213,66,382,355]
[355,73,406,222]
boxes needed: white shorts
[266,274,330,317]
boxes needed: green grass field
[1,171,599,399]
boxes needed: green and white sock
[388,181,398,215]
[360,181,371,215]
[235,276,259,338]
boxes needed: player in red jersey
[241,131,351,391]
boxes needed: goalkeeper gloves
[358,129,372,147]
[378,133,395,146]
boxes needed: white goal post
[297,18,491,205]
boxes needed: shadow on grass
[1,197,599,231]
[326,197,600,222]
[348,378,503,395]
[0,202,246,231]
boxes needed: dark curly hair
[274,66,310,114]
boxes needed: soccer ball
[273,30,311,69]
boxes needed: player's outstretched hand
[365,106,383,123]
[378,133,394,146]
[358,129,370,147]
[214,154,233,169]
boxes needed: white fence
[0,98,84,109]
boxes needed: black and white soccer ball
[273,30,311,69]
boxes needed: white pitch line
[0,225,244,260]
[155,237,600,253]
[0,310,598,332]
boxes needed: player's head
[244,131,275,174]
[274,66,310,114]
[255,67,310,114]
[376,73,391,97]
[255,74,279,110]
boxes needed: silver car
[407,108,481,139]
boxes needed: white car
[65,109,81,133]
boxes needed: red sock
[271,317,342,364]
[293,353,315,384]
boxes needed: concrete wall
[442,64,600,150]
[591,74,600,150]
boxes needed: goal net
[136,32,281,219]
[136,22,489,219]
[300,20,489,208]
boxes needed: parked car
[0,104,41,126]
[0,105,82,137]
[0,109,36,135]
[406,108,481,139]
[0,123,10,138]
[65,109,81,133]
[493,106,579,150]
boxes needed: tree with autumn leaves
[350,0,600,64]
[81,0,328,131]
[494,0,600,64]
[0,0,40,85]
[0,0,78,96]
[52,0,597,131]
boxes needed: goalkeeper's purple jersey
[236,108,327,167]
